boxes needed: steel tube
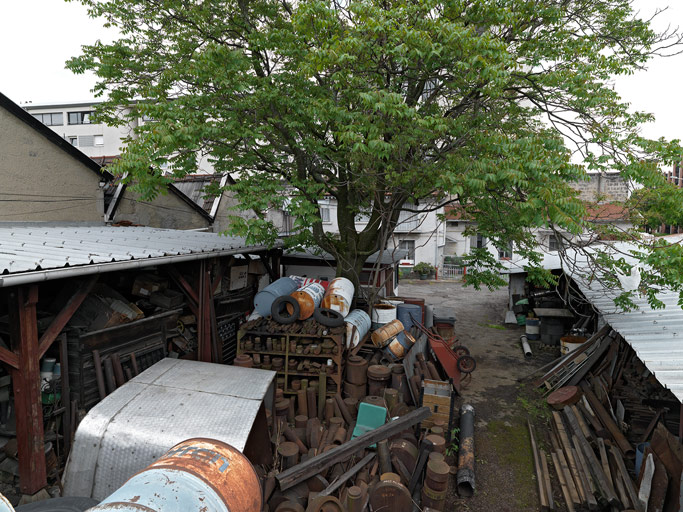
[521,335,533,359]
[457,404,475,497]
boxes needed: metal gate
[441,264,465,280]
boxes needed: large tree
[68,0,683,304]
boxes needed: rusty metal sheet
[63,358,275,500]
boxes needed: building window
[68,111,93,125]
[68,136,78,146]
[548,235,560,251]
[32,112,63,126]
[399,240,415,261]
[94,135,104,146]
[79,135,95,147]
[470,233,486,250]
[498,242,513,260]
[320,207,331,223]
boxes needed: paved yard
[399,280,560,512]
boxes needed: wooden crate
[421,379,455,429]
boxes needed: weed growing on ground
[445,427,460,457]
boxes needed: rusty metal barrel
[371,319,404,348]
[87,438,262,512]
[290,282,325,320]
[457,404,475,497]
[321,277,354,317]
[345,309,371,348]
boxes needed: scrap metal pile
[526,325,682,511]
[234,276,478,511]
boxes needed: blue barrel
[253,277,298,317]
[397,304,421,334]
[525,318,540,340]
[87,438,261,512]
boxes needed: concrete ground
[399,279,561,512]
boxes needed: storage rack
[237,330,344,397]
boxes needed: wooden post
[8,285,47,494]
[197,260,213,363]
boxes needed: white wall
[25,102,134,158]
[316,198,445,267]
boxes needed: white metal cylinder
[371,303,397,328]
[321,277,354,317]
[345,310,371,348]
[520,335,532,359]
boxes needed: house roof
[0,224,278,287]
[0,91,113,182]
[584,202,631,223]
[172,173,234,219]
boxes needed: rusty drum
[87,438,262,512]
[371,319,404,348]
[367,365,391,396]
[321,277,354,318]
[290,283,326,320]
[346,355,368,385]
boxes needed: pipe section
[457,404,475,497]
[520,335,533,359]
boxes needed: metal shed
[0,224,281,494]
[63,358,275,500]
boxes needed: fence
[440,264,465,280]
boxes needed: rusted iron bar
[408,438,434,495]
[580,383,634,458]
[315,453,375,498]
[38,276,98,359]
[9,285,46,494]
[91,350,107,400]
[456,404,475,497]
[276,406,431,491]
[111,353,126,387]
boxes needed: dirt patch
[399,280,561,512]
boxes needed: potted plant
[413,262,435,280]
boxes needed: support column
[8,285,46,494]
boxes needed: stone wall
[572,173,629,202]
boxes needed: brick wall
[572,173,629,202]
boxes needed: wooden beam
[9,285,46,494]
[276,407,430,491]
[166,266,199,307]
[0,347,18,370]
[211,257,231,294]
[38,276,98,359]
[197,260,213,363]
[259,251,277,282]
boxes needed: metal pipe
[0,245,274,287]
[92,350,107,400]
[377,439,393,475]
[102,357,117,394]
[520,335,533,359]
[457,404,475,497]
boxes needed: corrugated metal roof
[502,241,683,401]
[573,275,683,401]
[0,225,275,285]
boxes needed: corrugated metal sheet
[574,276,683,401]
[63,358,275,500]
[502,242,683,401]
[0,225,273,282]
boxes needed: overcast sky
[0,0,681,142]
